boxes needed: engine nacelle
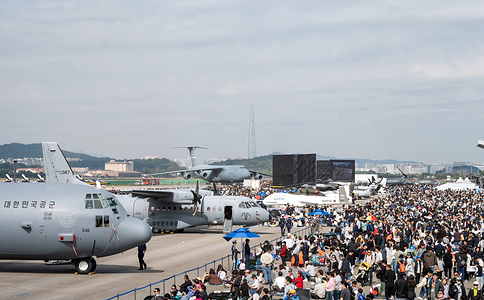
[200,170,212,180]
[251,173,263,180]
[182,172,192,180]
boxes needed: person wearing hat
[232,240,240,270]
[283,289,300,300]
[467,281,482,300]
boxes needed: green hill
[212,154,273,175]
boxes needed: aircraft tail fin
[173,146,207,167]
[42,142,86,185]
[338,186,351,204]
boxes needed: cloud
[1,0,484,164]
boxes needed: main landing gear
[73,257,97,274]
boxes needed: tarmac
[0,224,291,300]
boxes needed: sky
[1,1,484,165]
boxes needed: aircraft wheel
[89,257,97,272]
[75,258,94,274]
[152,228,161,234]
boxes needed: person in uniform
[279,217,286,236]
[138,243,147,270]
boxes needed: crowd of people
[148,182,484,300]
[234,184,484,300]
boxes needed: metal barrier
[106,225,310,300]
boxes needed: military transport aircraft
[151,146,270,183]
[0,182,152,274]
[42,142,271,233]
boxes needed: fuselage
[118,194,270,231]
[190,164,251,182]
[263,187,351,207]
[0,183,151,260]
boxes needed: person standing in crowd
[394,272,408,300]
[326,272,336,300]
[286,217,293,234]
[384,264,396,300]
[428,273,444,300]
[232,240,240,270]
[340,281,352,300]
[467,281,482,300]
[408,275,417,300]
[280,241,288,266]
[261,247,274,284]
[280,217,286,236]
[243,239,251,268]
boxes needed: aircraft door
[133,198,149,220]
[223,206,233,234]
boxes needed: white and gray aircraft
[352,177,385,199]
[263,186,352,208]
[151,146,270,183]
[42,142,271,234]
[0,182,152,274]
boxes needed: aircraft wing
[149,170,191,176]
[129,188,213,204]
[249,170,272,177]
[130,190,177,199]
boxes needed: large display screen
[330,160,355,182]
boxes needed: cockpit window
[93,194,99,199]
[85,200,93,209]
[239,202,247,209]
[93,199,103,209]
[105,197,119,207]
[101,199,110,209]
[85,194,92,200]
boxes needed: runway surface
[0,225,293,300]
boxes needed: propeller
[397,167,408,179]
[191,180,202,216]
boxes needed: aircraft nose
[262,209,271,222]
[116,217,152,250]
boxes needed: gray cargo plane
[151,146,270,182]
[0,183,151,274]
[42,142,271,233]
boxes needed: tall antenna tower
[247,105,256,159]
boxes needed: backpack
[448,284,457,299]
[397,260,406,273]
[456,253,466,268]
[435,244,444,256]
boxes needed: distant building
[4,157,43,166]
[204,158,229,164]
[105,160,134,172]
[173,158,192,168]
[140,156,159,160]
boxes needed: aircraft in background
[384,167,409,186]
[263,186,352,208]
[41,142,271,233]
[151,146,270,183]
[0,182,151,274]
[352,177,385,199]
